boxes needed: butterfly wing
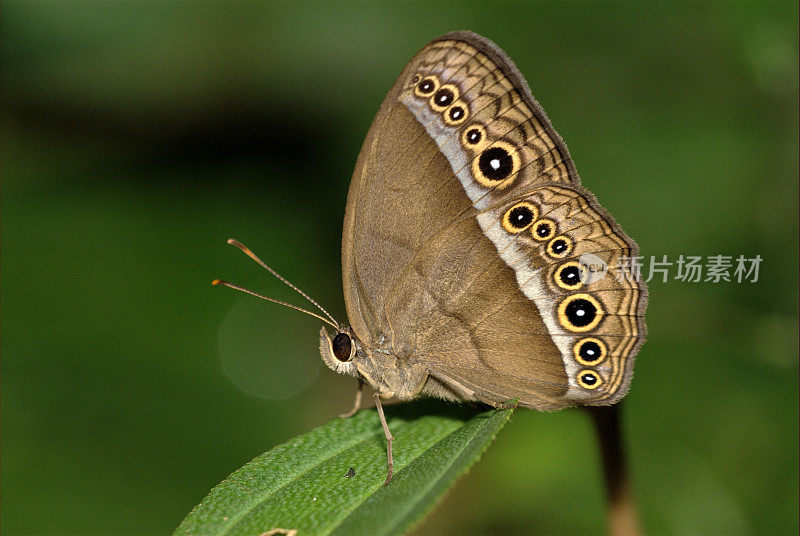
[407,183,647,409]
[342,31,578,340]
[342,31,646,409]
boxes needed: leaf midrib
[332,412,501,535]
[379,415,495,535]
[220,418,412,535]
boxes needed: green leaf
[175,400,513,536]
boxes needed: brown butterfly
[219,31,647,485]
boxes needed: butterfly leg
[496,399,520,410]
[373,393,394,485]
[339,378,364,418]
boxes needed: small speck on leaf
[345,467,355,478]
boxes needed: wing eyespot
[471,141,520,188]
[554,261,585,290]
[501,202,538,233]
[577,369,603,390]
[557,293,604,332]
[414,75,439,98]
[531,219,556,241]
[461,124,487,149]
[444,100,469,126]
[547,235,573,259]
[573,337,607,366]
[430,84,460,112]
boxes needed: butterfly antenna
[212,279,339,329]
[224,238,340,328]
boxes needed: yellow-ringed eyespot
[557,293,604,332]
[547,235,573,259]
[554,261,586,290]
[577,369,603,390]
[531,219,556,241]
[410,73,422,86]
[444,100,469,126]
[414,75,439,98]
[573,337,607,366]
[501,202,538,233]
[471,140,521,188]
[461,124,487,150]
[430,84,460,112]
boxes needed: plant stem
[586,403,640,536]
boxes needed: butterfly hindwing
[480,184,647,404]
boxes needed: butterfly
[217,31,647,485]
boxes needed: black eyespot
[560,265,581,286]
[574,338,607,365]
[465,128,482,145]
[547,236,572,258]
[418,77,436,95]
[508,206,534,229]
[433,88,455,107]
[412,74,421,84]
[580,372,598,386]
[448,106,465,121]
[535,221,555,239]
[478,146,514,181]
[558,294,603,332]
[551,239,567,254]
[578,340,602,364]
[565,298,597,328]
[554,262,584,291]
[332,333,352,362]
[577,369,603,389]
[502,202,538,233]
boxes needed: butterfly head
[319,326,363,377]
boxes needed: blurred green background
[2,2,798,535]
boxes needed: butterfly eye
[332,333,353,362]
[574,338,607,366]
[502,202,538,233]
[557,293,604,332]
[577,369,603,390]
[532,219,556,241]
[547,235,573,259]
[415,76,439,98]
